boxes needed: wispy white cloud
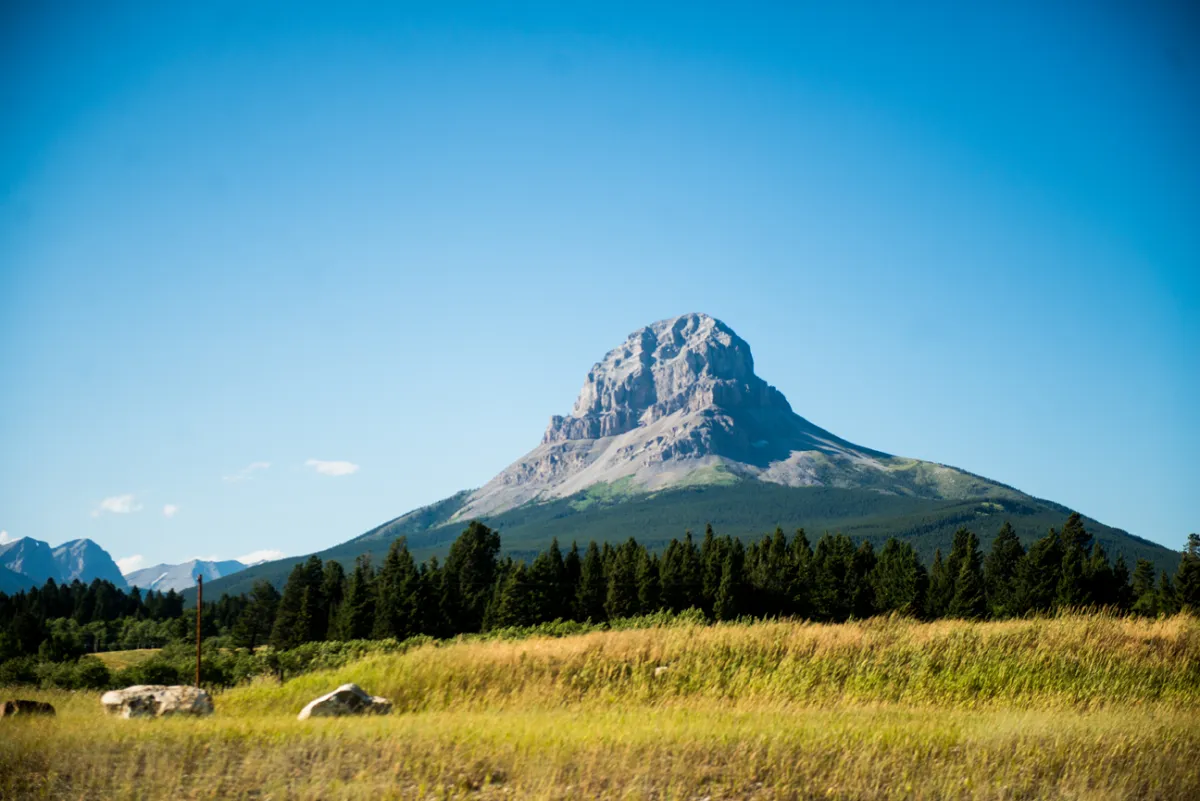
[223,461,271,482]
[117,555,145,574]
[163,504,179,518]
[92,494,143,518]
[0,530,12,545]
[236,549,285,565]
[305,459,359,477]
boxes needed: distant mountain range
[0,537,128,592]
[195,313,1179,599]
[124,559,250,593]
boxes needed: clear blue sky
[1,1,1196,571]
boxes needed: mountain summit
[197,313,1174,599]
[456,313,1013,520]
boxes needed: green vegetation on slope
[197,482,1178,598]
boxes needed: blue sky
[1,1,1196,571]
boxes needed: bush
[0,656,39,686]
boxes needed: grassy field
[92,648,161,671]
[2,613,1198,799]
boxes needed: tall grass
[2,613,1197,800]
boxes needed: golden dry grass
[2,613,1197,800]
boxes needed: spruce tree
[576,541,607,622]
[490,564,540,629]
[1059,513,1092,552]
[321,560,346,636]
[983,522,1025,617]
[1056,544,1089,610]
[788,528,814,618]
[927,549,952,619]
[635,548,661,614]
[713,539,747,621]
[700,524,723,614]
[849,540,877,619]
[335,555,375,641]
[605,539,640,620]
[872,538,927,617]
[1131,558,1158,616]
[948,530,986,619]
[563,542,582,616]
[1084,543,1117,608]
[270,563,310,651]
[231,579,281,650]
[530,538,568,621]
[440,521,501,633]
[1018,529,1063,612]
[1175,534,1200,611]
[1112,554,1133,611]
[373,538,420,640]
[1156,570,1180,615]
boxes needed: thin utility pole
[195,574,203,688]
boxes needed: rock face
[453,313,1018,521]
[52,539,128,588]
[297,683,392,720]
[0,699,56,717]
[100,685,214,718]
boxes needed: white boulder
[297,683,392,721]
[100,685,214,718]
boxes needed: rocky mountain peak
[544,313,790,444]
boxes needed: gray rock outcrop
[100,685,214,718]
[452,313,1014,521]
[297,683,392,720]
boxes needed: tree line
[2,516,1198,664]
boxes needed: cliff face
[453,313,1019,521]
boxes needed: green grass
[92,648,160,671]
[2,614,1198,799]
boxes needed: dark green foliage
[1131,558,1158,616]
[984,522,1025,618]
[635,549,660,614]
[231,580,280,650]
[810,534,855,622]
[927,549,952,619]
[948,530,986,619]
[334,556,375,641]
[605,539,641,620]
[440,522,501,633]
[270,563,311,651]
[1019,530,1063,613]
[713,539,747,621]
[373,538,420,640]
[1176,534,1200,612]
[576,541,607,622]
[659,532,702,613]
[872,538,927,616]
[489,564,540,629]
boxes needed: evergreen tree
[576,541,607,622]
[948,530,986,619]
[564,542,582,612]
[1059,513,1093,552]
[529,538,568,621]
[373,538,420,640]
[849,540,877,619]
[927,549,952,619]
[660,532,702,612]
[605,539,640,620]
[713,539,747,621]
[1156,570,1180,615]
[440,521,501,633]
[788,528,814,618]
[700,524,723,614]
[983,522,1025,617]
[811,534,854,622]
[1175,534,1200,612]
[1131,558,1158,616]
[872,538,927,616]
[1056,544,1089,609]
[490,563,540,629]
[321,560,346,637]
[635,548,661,614]
[415,558,445,637]
[1018,529,1063,612]
[231,579,280,650]
[270,563,311,651]
[1084,543,1118,608]
[335,555,375,640]
[1112,554,1133,611]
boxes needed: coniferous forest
[2,515,1198,689]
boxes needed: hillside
[193,313,1178,599]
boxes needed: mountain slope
[0,563,36,594]
[53,539,128,588]
[195,313,1178,598]
[0,537,61,586]
[125,559,248,593]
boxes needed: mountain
[0,537,61,586]
[125,559,248,593]
[0,563,36,594]
[0,536,129,591]
[195,313,1178,598]
[53,539,128,587]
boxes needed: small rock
[0,699,55,717]
[654,665,670,677]
[298,683,392,720]
[100,685,214,718]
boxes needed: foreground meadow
[2,614,1198,800]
